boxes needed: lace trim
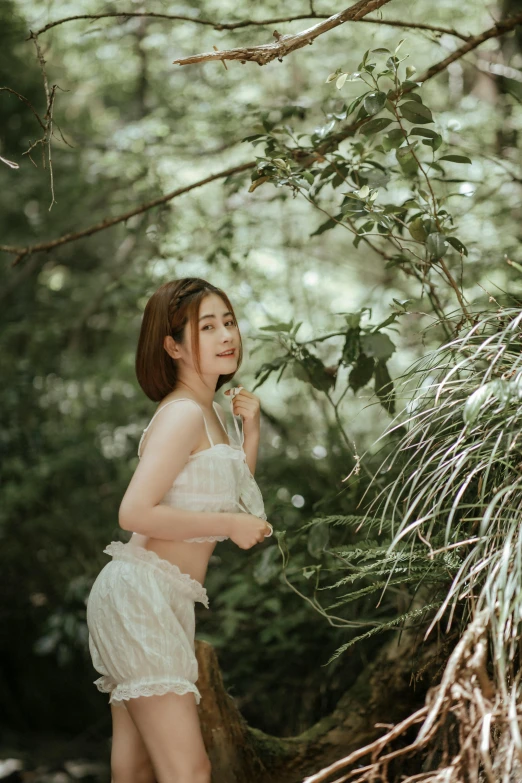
[188,443,245,461]
[94,675,202,705]
[103,541,209,608]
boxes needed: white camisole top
[127,395,267,546]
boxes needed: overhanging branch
[172,0,393,67]
[31,11,471,43]
[321,11,522,153]
[3,14,521,266]
[0,162,255,266]
[416,12,522,83]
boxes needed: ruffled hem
[103,541,209,608]
[184,535,229,543]
[94,675,201,705]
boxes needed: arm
[119,401,235,540]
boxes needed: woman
[86,278,273,783]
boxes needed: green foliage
[358,307,522,681]
[3,0,522,746]
[244,46,475,310]
[251,308,400,413]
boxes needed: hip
[87,540,210,613]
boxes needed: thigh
[111,702,156,783]
[125,691,210,783]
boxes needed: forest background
[1,0,522,781]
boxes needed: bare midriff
[143,537,217,585]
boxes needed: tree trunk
[195,629,454,783]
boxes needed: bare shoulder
[141,398,205,455]
[155,398,207,433]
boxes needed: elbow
[119,500,139,531]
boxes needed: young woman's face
[190,292,240,375]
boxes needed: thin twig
[31,11,471,41]
[0,162,255,265]
[28,32,58,209]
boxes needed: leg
[110,701,156,783]
[125,691,211,783]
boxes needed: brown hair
[135,278,243,402]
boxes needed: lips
[217,349,235,357]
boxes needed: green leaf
[426,232,448,259]
[463,380,504,425]
[310,215,342,236]
[307,523,330,559]
[293,355,336,393]
[382,128,407,150]
[336,73,348,89]
[348,353,375,392]
[409,127,439,139]
[374,359,395,414]
[400,101,434,124]
[422,135,442,151]
[259,322,294,332]
[438,154,472,164]
[446,236,468,256]
[347,94,366,115]
[253,546,280,585]
[395,144,419,175]
[360,117,394,136]
[409,217,428,242]
[361,332,396,361]
[363,91,387,116]
[371,47,391,54]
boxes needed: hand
[224,386,260,436]
[228,513,273,550]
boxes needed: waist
[127,535,215,585]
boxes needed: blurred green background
[1,0,521,778]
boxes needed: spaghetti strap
[227,387,245,448]
[212,401,228,437]
[138,398,214,458]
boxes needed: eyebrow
[198,311,234,322]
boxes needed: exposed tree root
[194,625,452,783]
[303,611,522,783]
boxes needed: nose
[218,324,232,341]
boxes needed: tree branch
[415,12,522,83]
[172,0,393,67]
[0,87,46,131]
[320,12,522,154]
[3,14,521,265]
[0,162,255,266]
[31,11,471,42]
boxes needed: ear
[164,334,182,359]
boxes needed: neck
[168,376,219,409]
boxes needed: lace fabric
[95,674,202,705]
[133,394,266,544]
[103,541,209,606]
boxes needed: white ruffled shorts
[86,541,209,707]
